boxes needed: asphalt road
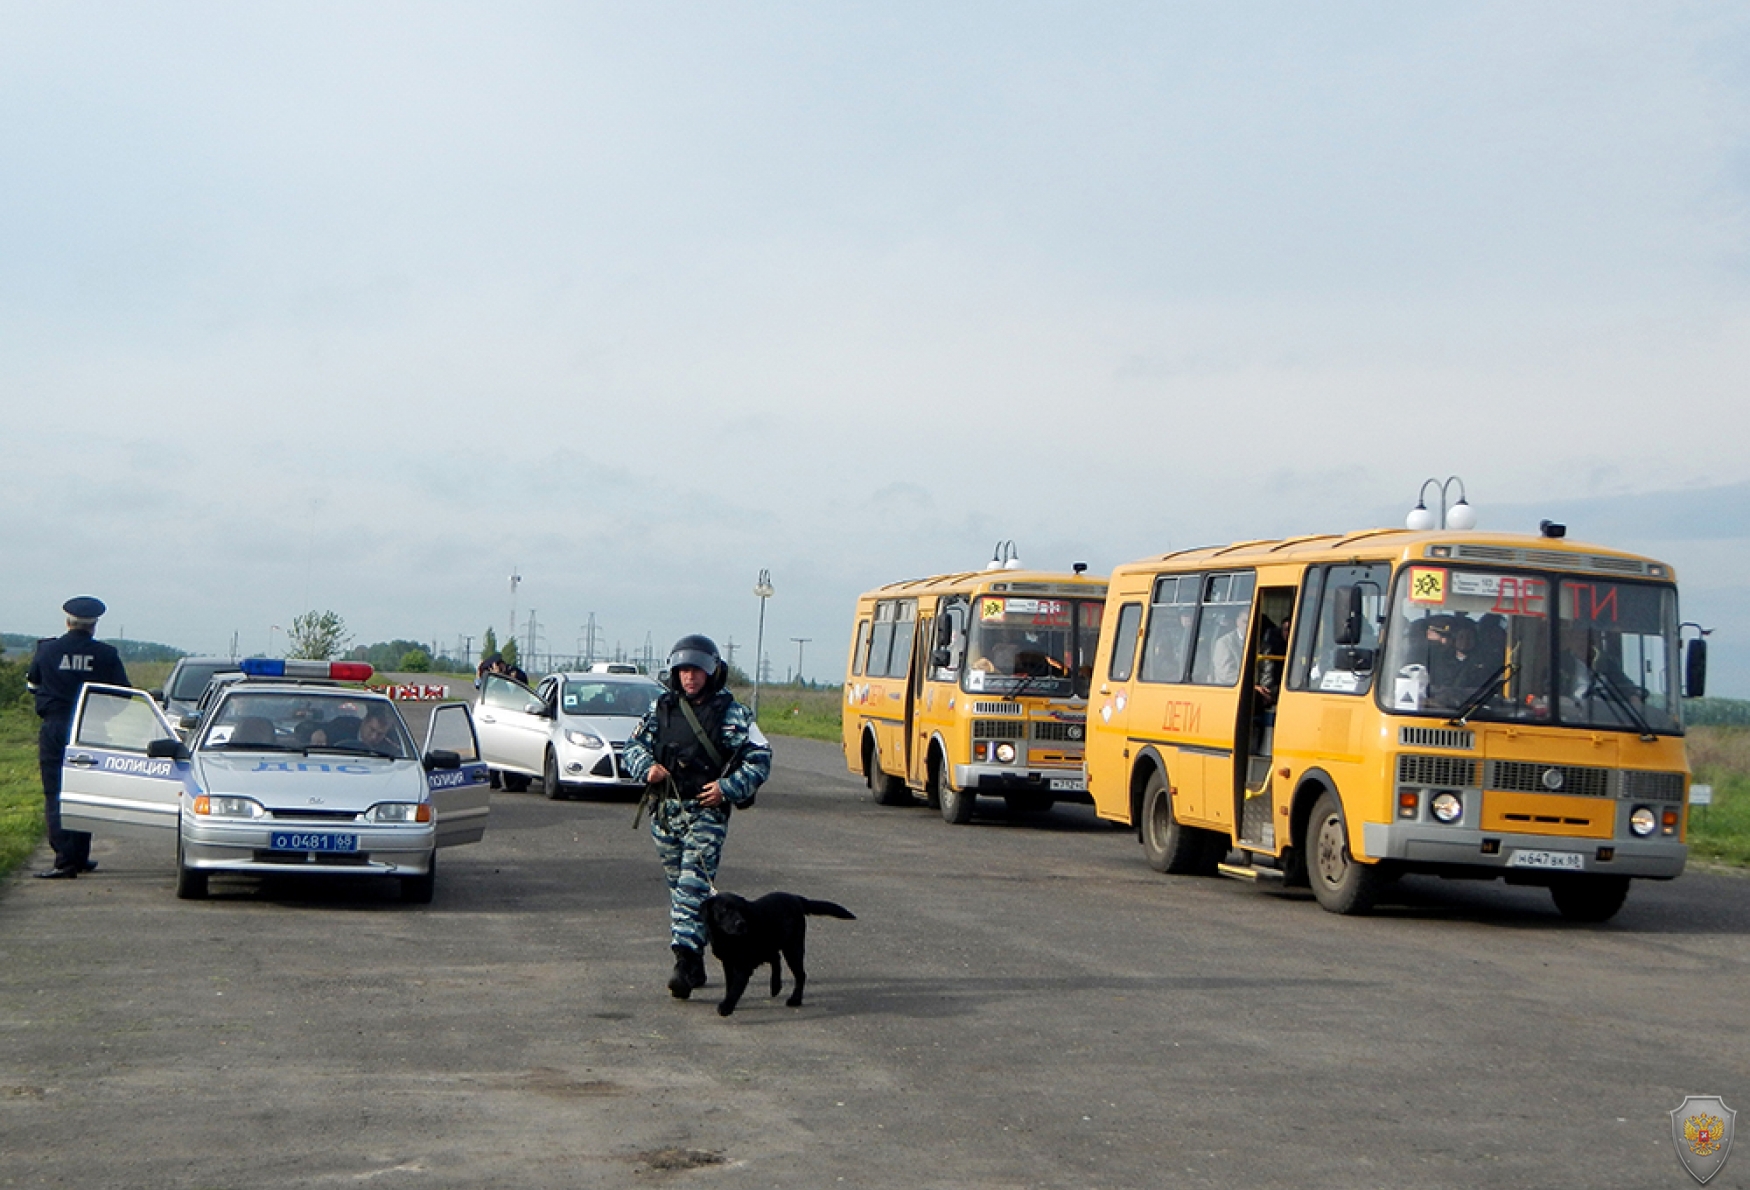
[3,734,1747,1189]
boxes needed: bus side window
[868,603,897,678]
[1287,568,1325,690]
[851,620,870,677]
[933,597,969,679]
[889,600,918,681]
[1108,603,1142,682]
[1305,564,1390,694]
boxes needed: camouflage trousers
[650,801,729,952]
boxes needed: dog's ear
[718,903,747,936]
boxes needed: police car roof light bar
[240,658,375,682]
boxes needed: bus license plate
[271,832,359,853]
[1049,777,1085,792]
[1507,849,1583,871]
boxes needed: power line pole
[507,565,522,654]
[791,638,811,686]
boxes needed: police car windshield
[201,691,413,758]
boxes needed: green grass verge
[736,686,844,744]
[0,703,44,878]
[1686,726,1750,868]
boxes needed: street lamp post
[1405,477,1477,531]
[752,569,774,717]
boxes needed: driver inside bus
[972,640,1019,674]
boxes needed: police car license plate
[271,832,359,853]
[1507,849,1583,871]
[1049,777,1085,792]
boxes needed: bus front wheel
[1140,770,1215,875]
[1549,874,1630,923]
[1308,790,1381,915]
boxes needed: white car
[474,670,660,798]
[60,659,492,903]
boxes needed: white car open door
[423,702,491,848]
[59,683,184,849]
[473,673,551,776]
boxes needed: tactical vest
[654,690,731,798]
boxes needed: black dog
[701,891,856,1016]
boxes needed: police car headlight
[995,742,1018,764]
[193,795,266,818]
[1629,806,1658,837]
[367,802,433,824]
[565,729,605,749]
[1430,792,1463,824]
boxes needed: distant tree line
[1685,698,1750,727]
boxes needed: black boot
[668,946,703,999]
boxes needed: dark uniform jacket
[28,630,130,719]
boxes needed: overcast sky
[3,3,1747,693]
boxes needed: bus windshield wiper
[1005,673,1041,701]
[1446,663,1513,727]
[1588,672,1657,741]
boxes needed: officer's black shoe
[668,947,697,999]
[34,866,79,880]
[81,860,99,873]
[683,947,708,990]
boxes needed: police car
[58,659,491,903]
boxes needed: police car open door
[59,683,183,847]
[424,702,491,847]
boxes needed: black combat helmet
[665,634,726,692]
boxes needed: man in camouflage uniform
[623,634,771,998]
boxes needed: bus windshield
[963,597,1104,699]
[1380,566,1681,734]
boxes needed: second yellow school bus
[1085,526,1704,919]
[843,566,1108,823]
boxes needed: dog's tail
[802,899,856,921]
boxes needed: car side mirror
[423,749,462,771]
[148,688,165,703]
[178,714,200,732]
[147,738,190,761]
[1685,638,1708,699]
[1334,585,1364,646]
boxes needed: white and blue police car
[58,659,491,903]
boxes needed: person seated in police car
[332,705,406,758]
[622,635,772,1000]
[27,596,130,879]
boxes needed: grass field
[1684,726,1750,867]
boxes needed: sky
[3,2,1748,694]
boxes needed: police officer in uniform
[27,596,130,879]
[622,635,771,998]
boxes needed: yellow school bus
[843,565,1108,823]
[1085,526,1706,920]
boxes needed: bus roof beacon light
[1406,477,1473,531]
[1540,520,1567,539]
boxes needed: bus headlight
[995,742,1017,764]
[1629,806,1658,837]
[1430,792,1463,824]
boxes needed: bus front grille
[1488,761,1611,799]
[1397,755,1481,788]
[972,720,1027,740]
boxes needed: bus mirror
[931,647,953,669]
[1333,646,1374,674]
[1685,638,1708,699]
[1334,586,1364,646]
